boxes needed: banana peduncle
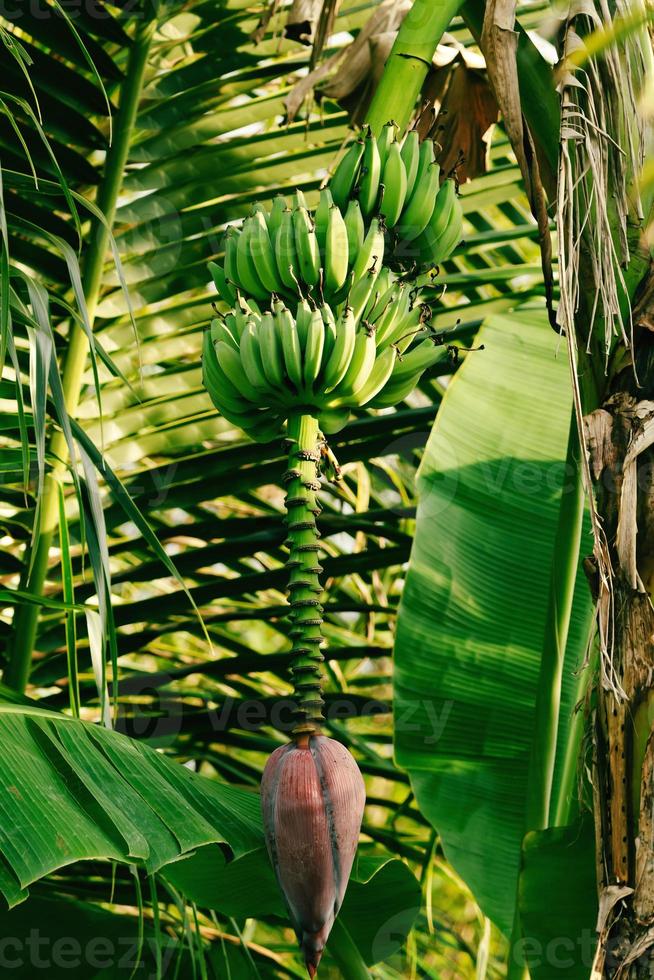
[283,413,325,736]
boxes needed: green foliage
[0,701,261,908]
[394,309,594,933]
[518,818,598,979]
[0,0,561,975]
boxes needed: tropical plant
[1,0,649,977]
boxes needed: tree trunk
[584,288,654,977]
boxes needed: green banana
[226,306,251,342]
[258,311,286,388]
[206,387,263,434]
[351,217,384,283]
[214,340,262,404]
[418,183,463,266]
[323,306,356,392]
[330,138,365,209]
[358,125,382,217]
[427,196,463,265]
[364,266,394,322]
[295,297,313,348]
[245,412,284,443]
[240,321,271,391]
[320,303,337,360]
[211,316,239,350]
[343,199,365,270]
[293,205,321,287]
[223,231,239,291]
[203,333,256,415]
[237,295,262,317]
[330,327,376,399]
[374,287,415,348]
[324,205,349,292]
[210,317,222,343]
[274,208,300,291]
[236,219,269,300]
[398,141,440,244]
[318,407,351,435]
[368,369,423,408]
[380,139,407,228]
[250,210,282,293]
[373,296,404,348]
[349,344,396,406]
[377,121,396,169]
[415,178,456,255]
[275,302,304,391]
[400,130,421,200]
[390,337,448,382]
[268,195,288,238]
[382,302,428,353]
[314,187,333,256]
[209,261,237,306]
[348,269,378,325]
[302,307,325,392]
[223,311,242,342]
[207,391,263,433]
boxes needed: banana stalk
[283,413,326,733]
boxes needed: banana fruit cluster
[210,189,387,310]
[330,122,464,271]
[203,272,448,441]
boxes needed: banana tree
[0,0,586,975]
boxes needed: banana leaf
[0,701,262,909]
[394,307,594,933]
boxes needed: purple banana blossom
[261,734,366,977]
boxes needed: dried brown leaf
[419,57,498,182]
[285,0,323,45]
[310,0,342,68]
[285,0,411,123]
[251,0,283,43]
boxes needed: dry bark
[585,392,654,977]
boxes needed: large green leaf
[0,701,262,908]
[394,307,594,933]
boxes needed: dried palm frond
[285,0,411,123]
[556,0,651,696]
[285,0,324,44]
[418,45,498,182]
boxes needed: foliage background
[0,0,572,976]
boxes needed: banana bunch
[210,187,389,313]
[329,122,464,272]
[202,277,448,442]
